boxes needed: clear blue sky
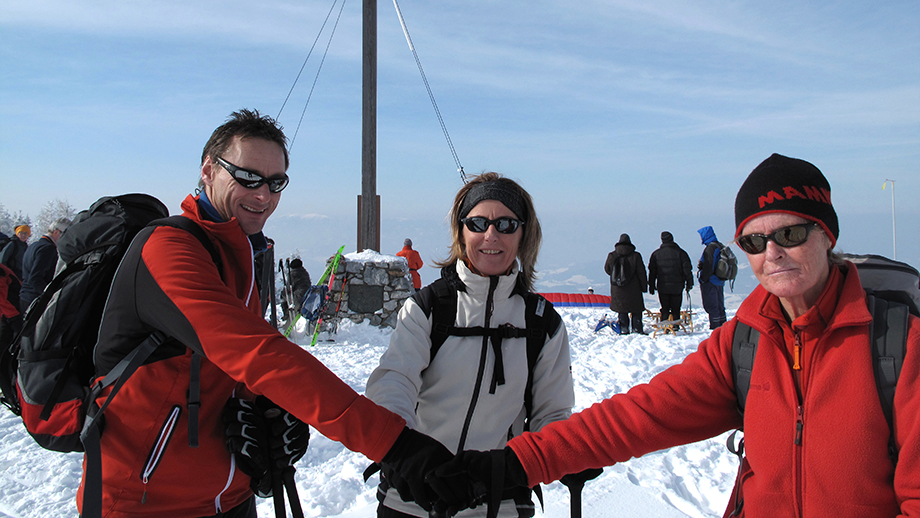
[2,0,919,292]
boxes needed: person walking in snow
[396,238,423,290]
[82,109,452,518]
[428,153,920,518]
[648,231,693,324]
[20,217,71,311]
[698,225,728,329]
[604,233,648,334]
[366,172,577,518]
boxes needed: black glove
[380,427,454,512]
[255,396,310,470]
[222,397,272,497]
[427,447,528,517]
[560,467,603,489]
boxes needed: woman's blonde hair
[435,172,542,291]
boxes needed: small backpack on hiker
[724,253,920,516]
[713,243,739,290]
[611,255,632,287]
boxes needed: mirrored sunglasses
[216,156,289,193]
[736,223,818,254]
[460,216,523,234]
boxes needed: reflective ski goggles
[460,216,524,234]
[735,222,818,254]
[216,156,289,193]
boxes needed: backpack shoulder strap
[866,292,909,463]
[150,216,224,278]
[521,292,560,429]
[731,321,760,419]
[414,277,457,362]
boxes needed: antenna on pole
[883,179,897,259]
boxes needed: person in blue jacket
[697,226,727,329]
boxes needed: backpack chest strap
[434,323,541,394]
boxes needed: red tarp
[539,292,610,307]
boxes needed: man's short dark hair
[201,109,289,171]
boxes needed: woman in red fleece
[430,154,920,518]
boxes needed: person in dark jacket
[20,217,71,311]
[648,231,693,324]
[81,109,451,518]
[0,225,31,310]
[697,225,727,329]
[281,257,311,316]
[604,234,648,334]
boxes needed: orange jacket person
[397,238,423,289]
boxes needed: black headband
[459,181,526,222]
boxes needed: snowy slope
[0,304,739,518]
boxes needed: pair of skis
[309,246,345,346]
[282,246,345,343]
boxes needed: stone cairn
[319,250,415,330]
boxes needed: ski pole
[567,479,584,518]
[284,259,296,325]
[282,466,305,518]
[561,468,602,518]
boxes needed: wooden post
[360,0,380,252]
[356,194,380,252]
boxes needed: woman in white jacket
[366,172,575,518]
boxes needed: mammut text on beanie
[734,153,838,246]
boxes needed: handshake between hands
[379,428,532,517]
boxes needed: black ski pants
[617,312,645,334]
[658,292,683,322]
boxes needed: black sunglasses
[216,156,289,193]
[736,223,818,254]
[460,216,524,234]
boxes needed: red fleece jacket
[510,263,920,517]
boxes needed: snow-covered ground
[0,302,740,518]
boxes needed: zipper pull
[142,489,147,504]
[793,333,802,370]
[794,406,804,445]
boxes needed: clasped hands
[380,430,531,516]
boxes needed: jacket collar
[443,260,525,299]
[740,261,871,333]
[183,194,268,254]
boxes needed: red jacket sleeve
[509,323,741,486]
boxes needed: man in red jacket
[80,109,451,518]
